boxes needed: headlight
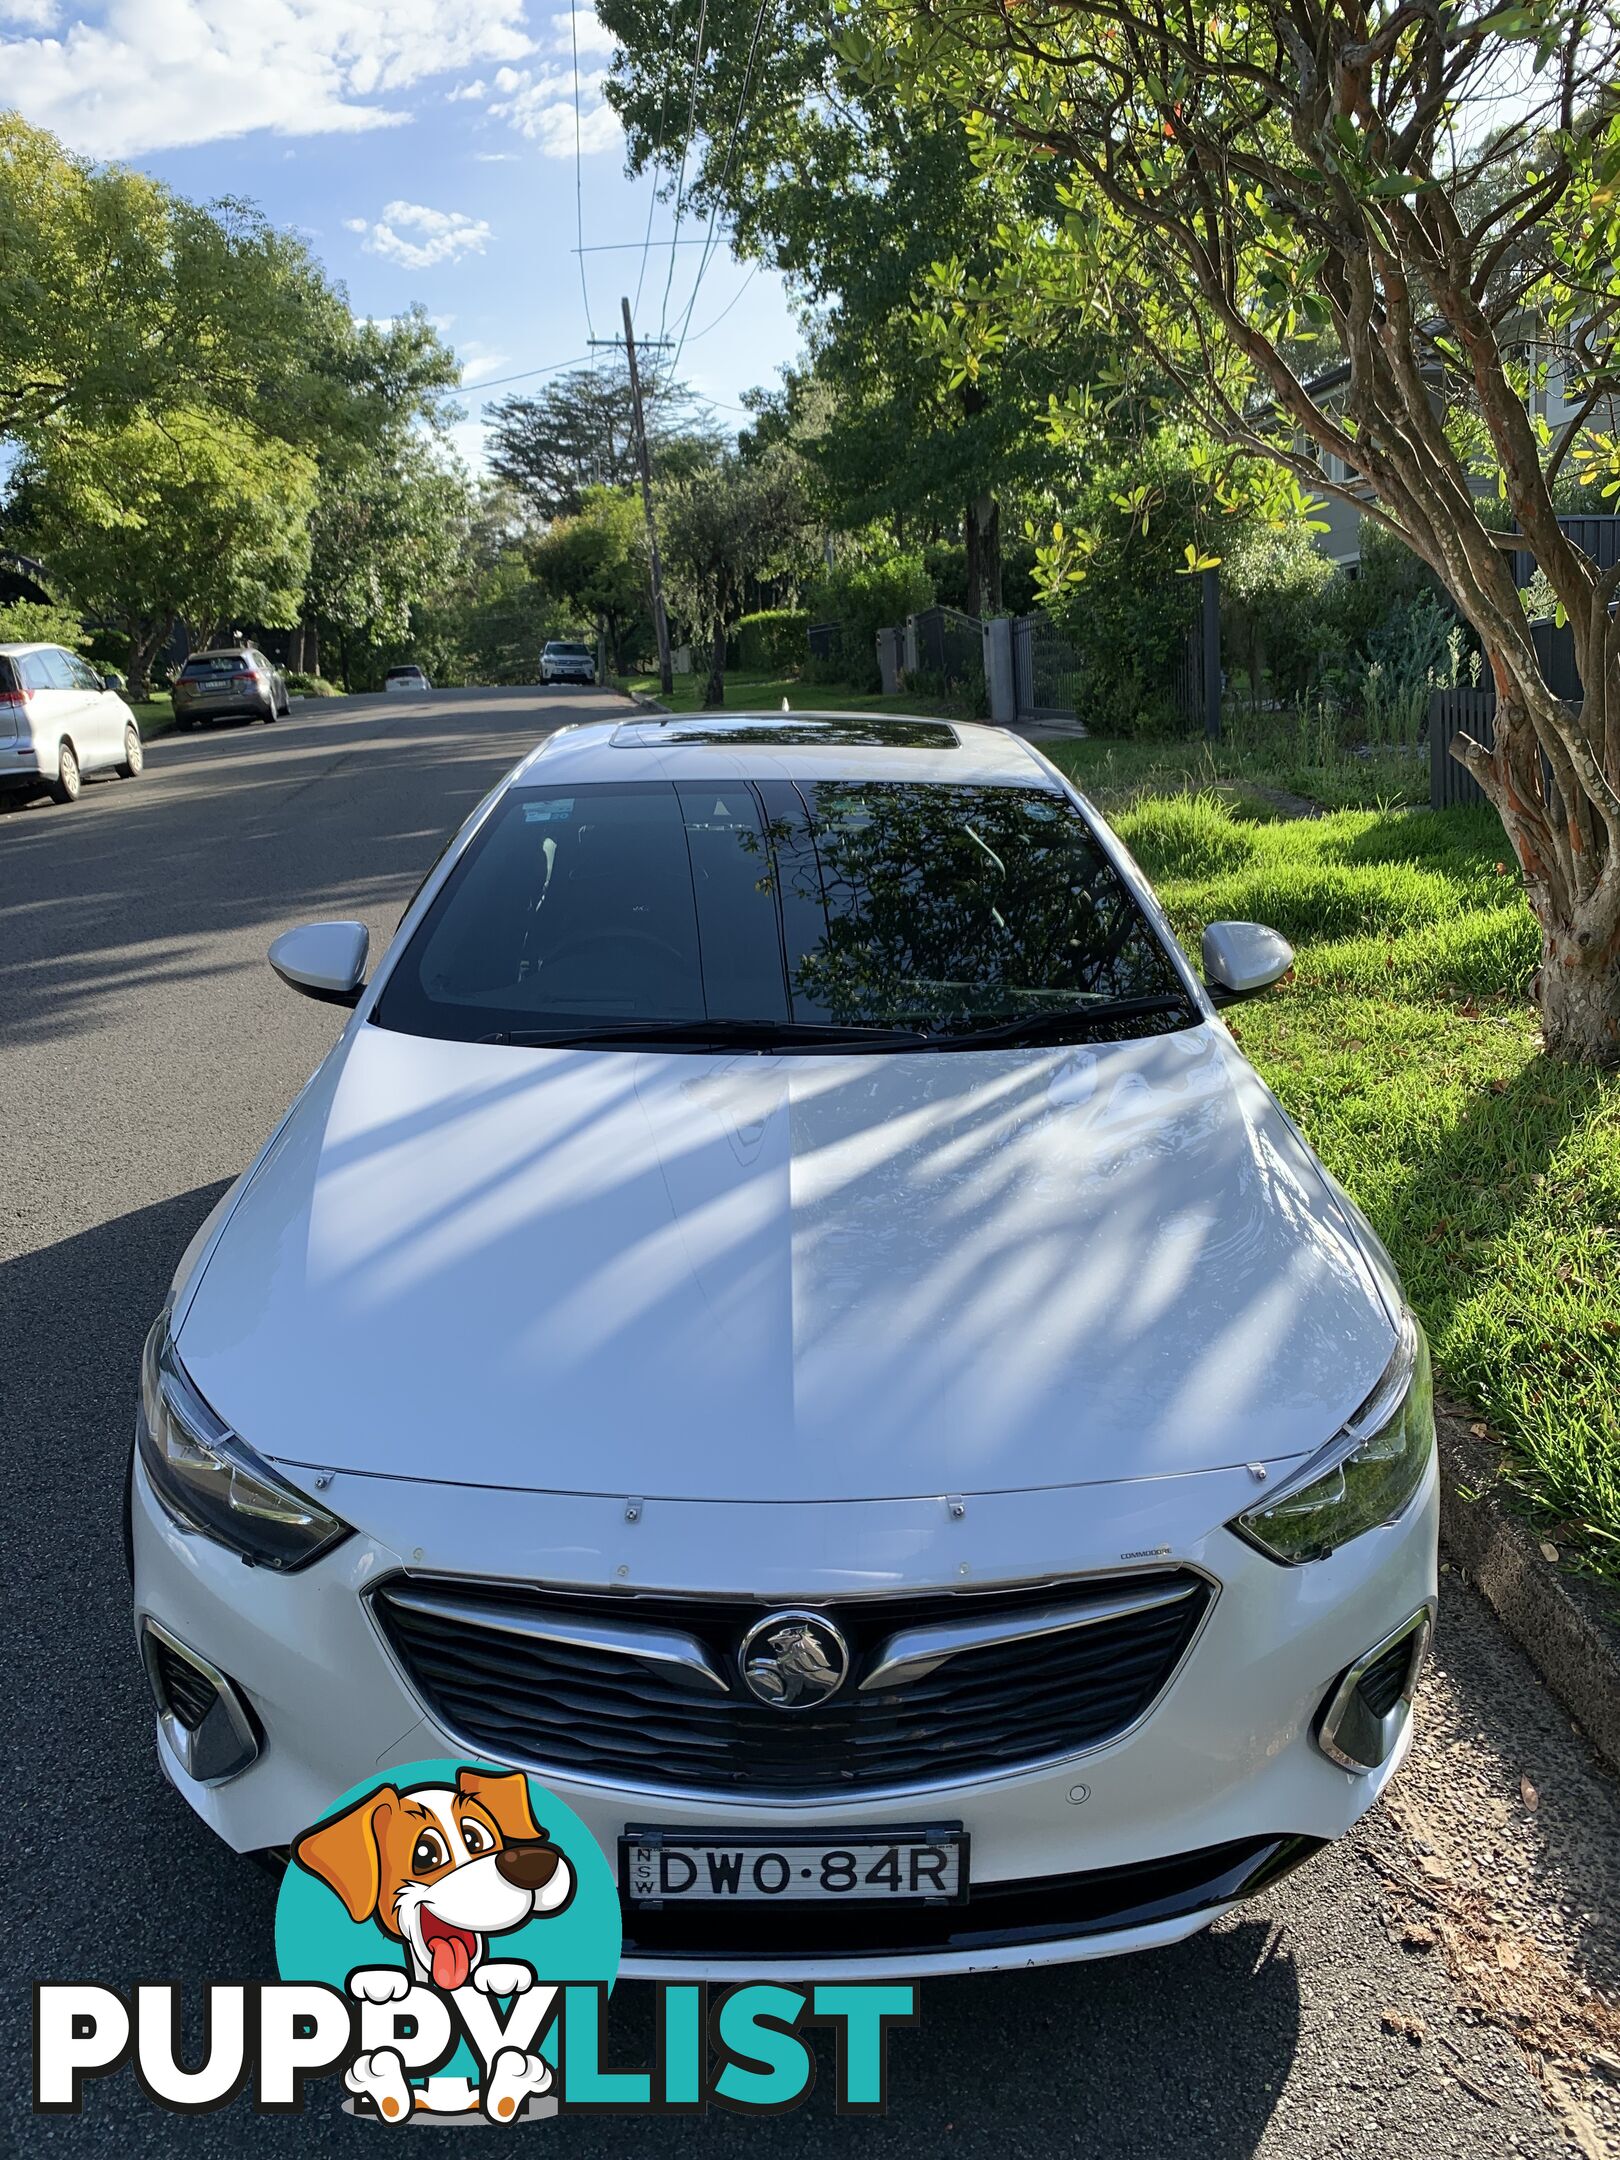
[137,1309,351,1571]
[1232,1316,1433,1565]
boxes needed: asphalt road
[3,685,1613,2157]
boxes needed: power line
[570,0,595,341]
[680,261,760,348]
[465,352,594,394]
[665,0,773,380]
[660,0,711,340]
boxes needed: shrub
[286,672,341,697]
[0,598,89,650]
[806,553,933,690]
[733,608,811,675]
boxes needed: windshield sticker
[524,800,574,824]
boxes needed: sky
[0,0,801,471]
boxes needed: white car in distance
[130,710,1437,1980]
[0,642,144,805]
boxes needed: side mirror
[1202,919,1293,1004]
[101,674,122,692]
[269,921,369,1007]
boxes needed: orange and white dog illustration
[293,1766,574,2122]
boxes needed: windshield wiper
[927,993,1194,1050]
[478,1018,931,1050]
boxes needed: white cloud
[0,1,535,158]
[474,150,520,162]
[446,77,487,100]
[459,345,512,384]
[548,7,614,57]
[486,61,619,155]
[350,200,492,271]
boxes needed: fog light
[1315,1607,1433,1773]
[140,1619,260,1784]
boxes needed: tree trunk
[303,619,320,678]
[126,616,171,701]
[1536,930,1620,1062]
[286,622,305,674]
[964,494,1002,619]
[1453,677,1620,1064]
[703,622,726,710]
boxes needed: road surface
[3,685,1614,2156]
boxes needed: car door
[38,647,102,766]
[67,651,122,764]
[20,649,73,762]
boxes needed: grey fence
[1011,611,1084,723]
[1429,619,1577,810]
[911,605,984,692]
[1429,688,1497,810]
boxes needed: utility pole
[593,301,674,697]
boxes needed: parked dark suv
[172,647,290,728]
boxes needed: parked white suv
[0,642,144,805]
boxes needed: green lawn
[620,669,961,720]
[1111,791,1619,1582]
[1036,729,1429,814]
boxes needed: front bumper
[131,1449,1438,1979]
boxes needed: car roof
[0,642,61,656]
[510,711,1055,789]
[185,647,259,658]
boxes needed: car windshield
[373,778,1192,1050]
[181,654,251,675]
[387,668,423,680]
[548,643,591,657]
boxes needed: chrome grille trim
[367,1568,1218,1805]
[859,1580,1199,1692]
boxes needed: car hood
[177,1020,1396,1503]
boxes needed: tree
[487,363,724,521]
[528,487,650,669]
[601,0,1071,613]
[18,408,316,694]
[853,0,1620,1061]
[660,454,808,705]
[0,114,355,453]
[304,437,471,688]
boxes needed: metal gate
[1012,612,1084,724]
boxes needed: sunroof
[610,714,960,750]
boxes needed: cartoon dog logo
[293,1766,574,2123]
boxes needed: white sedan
[130,710,1436,1978]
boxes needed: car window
[181,653,249,676]
[41,649,80,691]
[373,778,1186,1048]
[67,654,104,693]
[17,653,56,692]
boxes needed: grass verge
[1114,791,1619,1584]
[1038,731,1428,814]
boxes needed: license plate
[620,1825,967,1905]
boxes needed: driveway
[2,684,1614,2156]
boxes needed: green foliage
[305,435,470,658]
[0,597,87,650]
[529,486,649,669]
[1219,524,1340,706]
[487,363,726,522]
[0,113,357,452]
[286,672,340,698]
[805,552,933,691]
[659,454,809,703]
[733,609,812,674]
[19,406,317,692]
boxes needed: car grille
[370,1570,1214,1797]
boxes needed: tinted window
[181,654,249,677]
[547,643,591,657]
[374,779,1186,1049]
